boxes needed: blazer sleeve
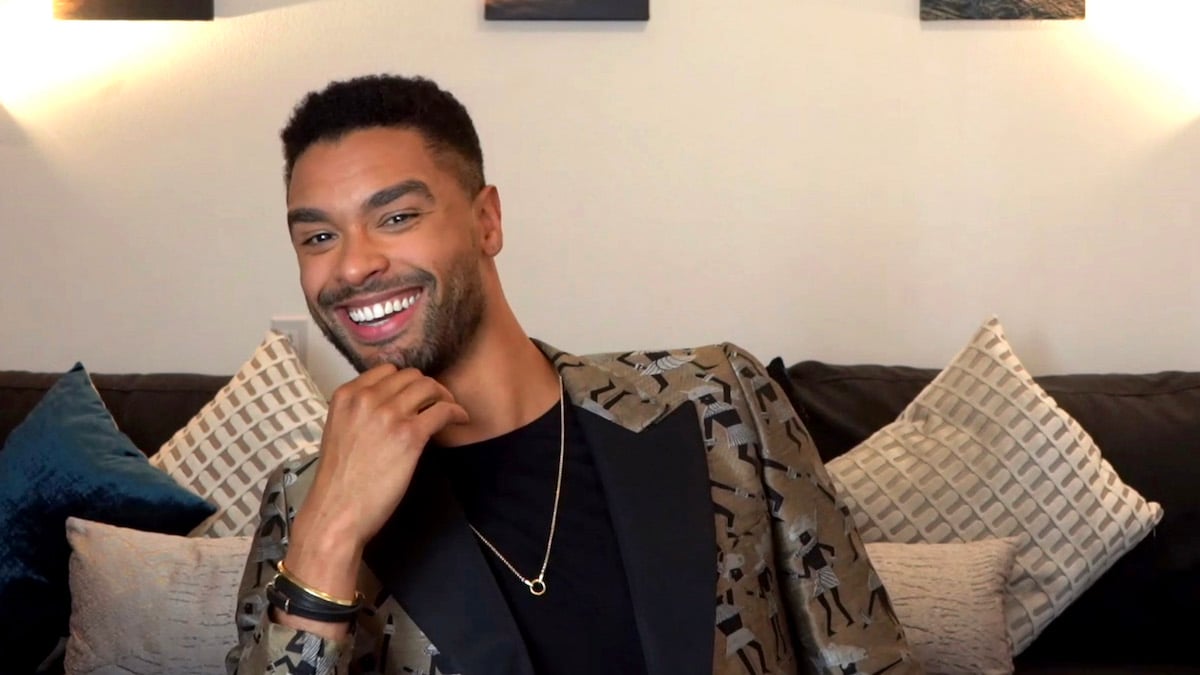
[722,344,920,675]
[226,458,355,675]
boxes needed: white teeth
[348,293,420,324]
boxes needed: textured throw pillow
[151,331,327,537]
[827,316,1164,653]
[64,517,251,675]
[0,364,216,675]
[866,538,1018,675]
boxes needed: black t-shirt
[434,400,649,675]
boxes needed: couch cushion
[823,317,1164,653]
[64,517,251,675]
[770,329,1200,666]
[0,364,216,675]
[150,331,326,538]
[867,538,1018,675]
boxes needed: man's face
[286,127,487,376]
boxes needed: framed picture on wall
[485,0,649,21]
[921,0,1084,20]
[53,0,214,20]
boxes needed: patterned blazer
[227,342,919,675]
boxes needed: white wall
[1,0,1197,394]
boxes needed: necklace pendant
[527,578,547,596]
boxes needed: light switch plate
[270,316,309,365]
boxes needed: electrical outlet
[270,315,309,364]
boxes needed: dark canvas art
[486,0,649,21]
[921,0,1084,20]
[53,0,214,20]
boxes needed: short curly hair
[280,74,485,194]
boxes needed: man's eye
[382,212,419,228]
[301,232,334,246]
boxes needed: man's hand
[273,364,469,639]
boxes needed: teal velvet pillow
[0,363,216,675]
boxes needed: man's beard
[307,254,486,377]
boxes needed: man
[228,74,918,675]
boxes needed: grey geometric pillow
[151,331,326,537]
[828,316,1163,653]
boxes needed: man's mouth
[345,290,422,326]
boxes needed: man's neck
[432,320,560,448]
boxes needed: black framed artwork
[485,0,649,21]
[53,0,214,20]
[921,0,1084,20]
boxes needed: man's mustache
[316,271,437,308]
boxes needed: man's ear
[475,185,503,257]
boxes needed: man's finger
[335,363,400,395]
[414,401,470,437]
[359,367,427,403]
[390,377,457,416]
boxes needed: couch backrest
[0,371,230,457]
[768,358,1200,667]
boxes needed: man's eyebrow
[286,207,329,230]
[363,180,435,213]
[285,180,434,231]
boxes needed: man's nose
[336,230,388,287]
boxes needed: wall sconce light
[53,0,214,21]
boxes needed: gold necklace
[467,375,565,597]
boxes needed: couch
[766,357,1200,675]
[2,342,1197,674]
[1,332,330,675]
[0,370,230,459]
[0,369,231,674]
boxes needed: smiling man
[227,75,919,675]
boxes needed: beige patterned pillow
[151,331,326,537]
[866,538,1018,675]
[827,316,1163,654]
[65,517,251,675]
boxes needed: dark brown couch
[768,359,1200,675]
[5,365,1197,674]
[0,370,229,459]
[0,370,230,675]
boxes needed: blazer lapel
[577,404,716,675]
[363,457,535,675]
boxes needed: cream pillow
[64,517,251,675]
[828,316,1163,653]
[151,331,326,537]
[866,538,1017,675]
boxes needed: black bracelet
[266,572,363,623]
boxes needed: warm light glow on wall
[0,0,184,108]
[1087,0,1200,113]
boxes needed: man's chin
[340,340,423,375]
[313,320,402,373]
[357,354,406,373]
[315,328,381,374]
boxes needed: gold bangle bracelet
[275,560,361,607]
